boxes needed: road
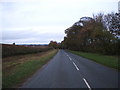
[21,50,118,88]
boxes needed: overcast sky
[0,0,119,44]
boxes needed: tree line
[49,12,120,55]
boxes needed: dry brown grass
[3,49,56,72]
[3,49,58,88]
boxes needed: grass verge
[69,50,119,70]
[3,49,58,88]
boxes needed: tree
[49,41,58,49]
[13,43,15,45]
[104,13,120,37]
[64,17,95,51]
[63,13,118,55]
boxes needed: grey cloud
[2,30,64,44]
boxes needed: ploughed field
[2,44,52,57]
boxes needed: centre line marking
[83,78,91,90]
[72,62,79,71]
[69,57,72,61]
[65,54,68,56]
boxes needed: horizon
[1,43,50,45]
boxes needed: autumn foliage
[48,41,58,49]
[62,13,120,55]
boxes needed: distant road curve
[21,50,118,88]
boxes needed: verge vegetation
[69,50,119,70]
[61,13,120,55]
[3,49,58,88]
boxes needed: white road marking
[65,52,91,90]
[65,52,73,62]
[69,57,72,61]
[65,53,69,58]
[72,62,79,71]
[83,78,91,90]
[65,53,68,56]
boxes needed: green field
[69,50,119,70]
[3,49,58,88]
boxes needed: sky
[0,0,119,44]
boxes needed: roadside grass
[2,49,58,88]
[69,50,119,70]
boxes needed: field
[69,50,119,70]
[2,44,52,57]
[2,44,58,88]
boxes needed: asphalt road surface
[21,50,118,88]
